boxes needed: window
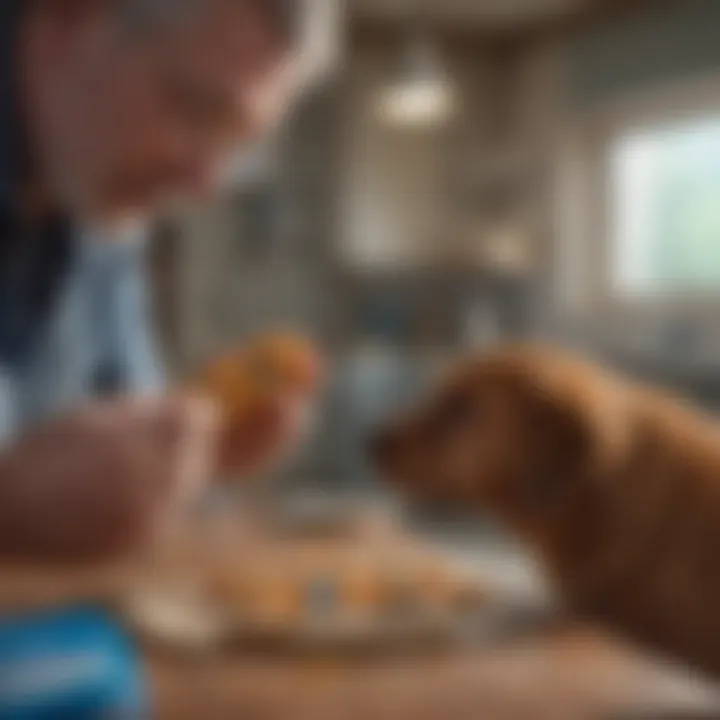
[610,114,720,297]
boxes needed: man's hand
[201,333,323,479]
[0,397,217,564]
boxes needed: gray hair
[119,0,296,42]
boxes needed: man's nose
[176,162,219,199]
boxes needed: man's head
[23,0,299,220]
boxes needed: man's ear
[39,0,112,20]
[29,0,112,66]
[33,0,116,40]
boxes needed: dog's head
[371,345,632,533]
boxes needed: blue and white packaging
[0,606,148,719]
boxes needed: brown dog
[371,344,720,678]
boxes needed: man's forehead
[123,0,294,39]
[169,6,285,60]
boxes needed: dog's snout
[369,427,401,463]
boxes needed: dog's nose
[368,428,400,463]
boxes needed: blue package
[0,606,148,720]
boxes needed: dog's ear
[520,395,590,507]
[519,376,630,509]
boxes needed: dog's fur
[372,344,720,677]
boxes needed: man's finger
[140,395,220,501]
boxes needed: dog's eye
[432,393,476,429]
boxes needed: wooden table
[148,623,720,720]
[1,518,718,719]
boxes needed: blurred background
[153,0,720,500]
[127,1,720,714]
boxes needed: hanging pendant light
[376,31,457,129]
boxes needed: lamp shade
[377,35,457,128]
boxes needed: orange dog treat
[194,332,322,421]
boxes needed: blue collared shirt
[0,225,165,442]
[0,1,163,441]
[10,225,164,425]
